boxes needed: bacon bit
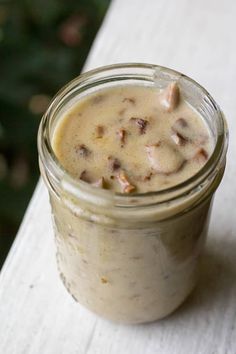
[146,141,161,149]
[193,148,208,163]
[91,177,105,189]
[160,82,180,112]
[174,117,188,128]
[143,172,153,181]
[79,170,90,182]
[95,125,105,138]
[123,97,136,105]
[145,142,185,174]
[117,170,136,193]
[108,156,121,172]
[135,172,153,182]
[130,117,149,134]
[75,144,91,158]
[171,118,190,145]
[171,131,188,146]
[80,172,106,189]
[116,128,126,146]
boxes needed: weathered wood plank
[0,0,236,353]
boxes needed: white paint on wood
[1,0,236,353]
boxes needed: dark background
[0,0,110,268]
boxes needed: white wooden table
[1,0,236,353]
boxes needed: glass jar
[38,63,228,324]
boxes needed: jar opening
[38,63,228,209]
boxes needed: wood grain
[1,0,236,353]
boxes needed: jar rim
[38,62,228,209]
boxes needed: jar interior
[48,66,221,158]
[39,64,227,216]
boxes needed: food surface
[53,83,213,193]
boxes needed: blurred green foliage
[0,0,110,267]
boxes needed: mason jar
[38,63,228,324]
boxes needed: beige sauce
[53,83,213,193]
[50,82,215,323]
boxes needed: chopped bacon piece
[95,125,105,138]
[160,82,180,112]
[142,172,153,181]
[116,128,126,146]
[131,173,153,183]
[175,117,188,128]
[91,177,105,188]
[171,117,190,145]
[75,144,91,158]
[79,170,90,182]
[80,171,105,189]
[117,171,136,193]
[193,148,208,163]
[108,156,121,172]
[171,131,188,146]
[130,117,149,134]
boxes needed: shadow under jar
[38,63,228,324]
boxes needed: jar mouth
[38,63,228,208]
